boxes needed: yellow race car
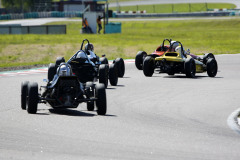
[143,40,218,78]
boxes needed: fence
[0,11,83,20]
[0,25,66,34]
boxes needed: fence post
[205,3,208,11]
[137,5,138,11]
[189,3,191,12]
[153,5,155,13]
[172,4,174,13]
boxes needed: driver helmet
[76,50,88,63]
[170,41,180,51]
[175,46,182,54]
[85,43,94,52]
[57,63,72,76]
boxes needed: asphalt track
[0,54,240,160]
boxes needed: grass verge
[0,18,240,69]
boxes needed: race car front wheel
[86,81,95,111]
[21,81,29,110]
[207,58,218,77]
[135,51,147,70]
[27,82,39,114]
[143,56,155,77]
[185,58,196,78]
[48,63,56,82]
[109,63,118,86]
[99,64,108,88]
[95,83,107,115]
[115,58,125,78]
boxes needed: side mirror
[187,49,190,55]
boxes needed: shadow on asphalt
[163,75,223,79]
[106,87,116,90]
[48,108,95,117]
[117,85,125,87]
[104,114,117,117]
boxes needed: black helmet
[85,43,94,52]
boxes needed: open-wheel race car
[83,39,125,86]
[136,39,218,78]
[49,39,125,88]
[21,63,107,115]
[135,38,171,70]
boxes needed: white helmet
[76,50,87,59]
[175,46,182,54]
[171,41,180,50]
[57,63,72,76]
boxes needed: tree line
[2,0,34,11]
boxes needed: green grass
[0,18,240,68]
[110,3,236,13]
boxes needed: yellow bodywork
[155,52,205,73]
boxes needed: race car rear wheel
[48,63,56,82]
[21,81,29,110]
[86,81,95,111]
[203,53,215,64]
[185,58,196,78]
[109,63,118,86]
[207,58,218,77]
[143,56,155,77]
[95,83,107,115]
[100,57,109,64]
[27,82,38,114]
[56,57,65,66]
[135,51,147,70]
[115,58,125,78]
[99,64,108,88]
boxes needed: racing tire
[100,57,109,64]
[143,56,155,77]
[95,83,107,115]
[203,53,215,64]
[48,63,56,82]
[109,63,118,86]
[185,58,196,78]
[27,82,38,114]
[21,81,29,110]
[206,58,218,77]
[99,64,108,88]
[86,82,95,111]
[115,58,125,77]
[56,57,65,66]
[135,51,147,70]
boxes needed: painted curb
[227,108,240,135]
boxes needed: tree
[1,0,35,12]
